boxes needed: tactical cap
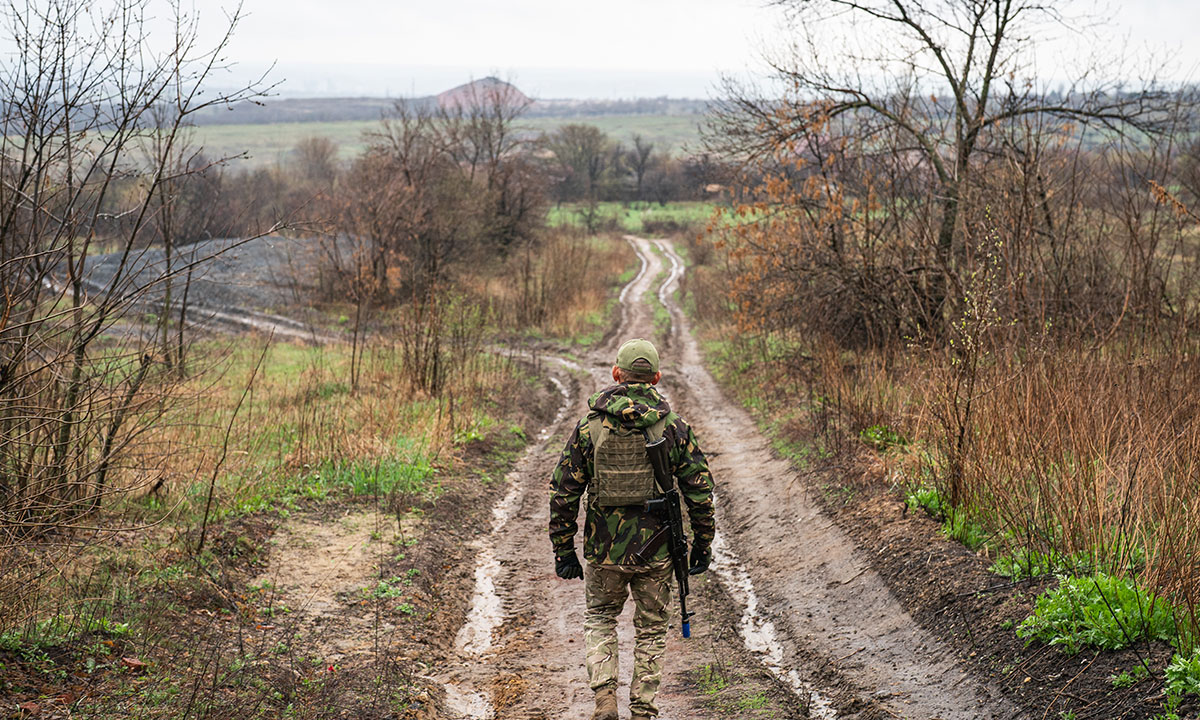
[616,338,660,374]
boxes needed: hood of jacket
[588,382,671,431]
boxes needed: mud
[427,236,1026,720]
[655,238,1023,720]
[248,235,1027,719]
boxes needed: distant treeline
[189,95,709,126]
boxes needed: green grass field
[547,201,717,234]
[190,113,705,168]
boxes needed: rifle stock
[644,436,693,638]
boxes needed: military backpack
[587,413,673,506]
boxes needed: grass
[641,242,672,344]
[479,232,636,345]
[0,331,537,716]
[1,334,528,650]
[547,201,716,234]
[696,663,728,695]
[903,484,990,551]
[128,341,510,525]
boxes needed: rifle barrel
[645,437,693,638]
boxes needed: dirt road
[426,237,1025,719]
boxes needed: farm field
[190,112,705,167]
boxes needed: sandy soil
[249,509,398,664]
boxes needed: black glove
[555,550,583,580]
[688,544,711,576]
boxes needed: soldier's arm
[669,419,716,550]
[549,419,591,559]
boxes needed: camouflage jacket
[549,382,716,566]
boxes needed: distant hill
[189,79,708,126]
[436,77,531,109]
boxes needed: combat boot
[591,685,618,720]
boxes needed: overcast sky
[22,0,1200,98]
[202,0,781,97]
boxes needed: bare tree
[321,78,545,389]
[543,124,616,203]
[436,78,543,251]
[293,136,340,187]
[709,0,1179,329]
[0,0,282,626]
[629,135,655,202]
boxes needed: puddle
[455,478,522,655]
[711,531,839,719]
[449,360,575,715]
[443,683,494,720]
[537,375,571,441]
[445,242,650,717]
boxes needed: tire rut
[653,239,1024,720]
[432,235,1025,720]
[437,238,666,719]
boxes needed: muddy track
[655,239,1023,720]
[435,237,1026,720]
[68,236,335,344]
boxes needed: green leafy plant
[1017,574,1177,655]
[1110,664,1150,689]
[904,484,988,550]
[860,424,908,451]
[990,548,1087,581]
[906,485,946,518]
[1165,649,1200,698]
[943,508,988,550]
[696,663,728,695]
[366,577,408,599]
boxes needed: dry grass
[1,227,628,639]
[0,335,524,636]
[682,225,1200,645]
[475,231,634,342]
[806,335,1200,645]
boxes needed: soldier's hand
[555,551,584,580]
[688,544,711,575]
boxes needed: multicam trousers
[584,560,672,718]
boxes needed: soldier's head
[611,337,661,386]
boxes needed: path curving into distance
[437,236,1025,720]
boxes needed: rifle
[643,436,693,638]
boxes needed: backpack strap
[593,413,671,448]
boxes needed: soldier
[549,338,715,720]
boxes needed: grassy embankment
[0,232,636,718]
